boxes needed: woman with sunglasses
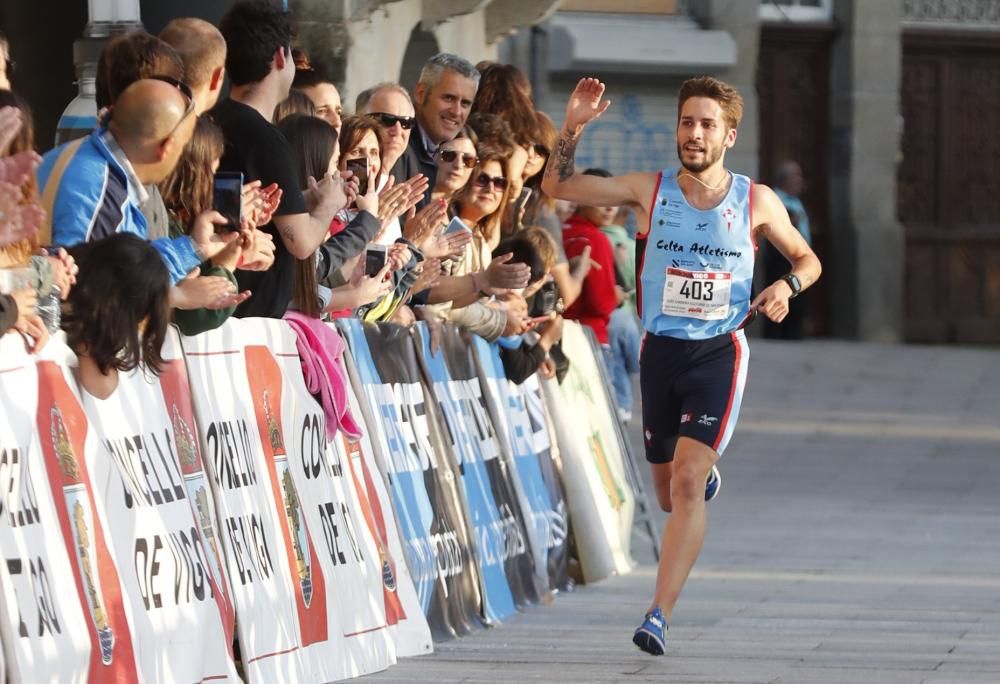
[431,125,479,203]
[430,143,533,340]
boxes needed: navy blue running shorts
[639,329,749,464]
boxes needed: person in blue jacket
[37,78,234,283]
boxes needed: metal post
[55,0,143,146]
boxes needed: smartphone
[346,158,369,196]
[212,171,244,231]
[364,245,387,277]
[444,216,472,236]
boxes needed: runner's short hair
[677,76,744,131]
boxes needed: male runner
[541,76,821,655]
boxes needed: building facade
[507,0,1000,344]
[3,0,998,342]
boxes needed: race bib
[662,268,731,321]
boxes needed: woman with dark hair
[159,116,253,334]
[451,142,513,251]
[471,64,537,201]
[64,234,172,399]
[278,113,391,317]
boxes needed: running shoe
[633,607,667,655]
[705,465,722,501]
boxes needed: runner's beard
[676,142,723,173]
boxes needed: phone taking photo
[212,171,244,231]
[444,216,472,236]
[364,245,387,277]
[346,158,370,196]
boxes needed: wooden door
[899,31,1000,343]
[756,23,836,336]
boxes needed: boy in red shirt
[561,168,620,345]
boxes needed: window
[759,0,833,22]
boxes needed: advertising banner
[470,336,571,595]
[337,319,483,640]
[544,322,635,581]
[253,321,395,681]
[0,337,137,682]
[78,328,240,682]
[417,323,532,620]
[335,373,433,657]
[182,321,316,682]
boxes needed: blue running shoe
[633,607,667,655]
[705,465,722,501]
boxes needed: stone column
[828,0,903,340]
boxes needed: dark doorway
[756,23,836,337]
[399,24,440,94]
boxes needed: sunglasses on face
[149,74,196,138]
[372,112,416,130]
[437,149,477,168]
[474,173,508,192]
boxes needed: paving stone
[361,340,1000,683]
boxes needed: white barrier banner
[183,318,398,681]
[544,322,634,581]
[182,320,313,682]
[336,374,433,657]
[78,328,241,682]
[254,321,395,680]
[0,336,139,682]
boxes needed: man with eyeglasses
[37,79,232,284]
[94,31,187,241]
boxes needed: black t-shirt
[211,98,307,319]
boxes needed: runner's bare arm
[540,78,655,212]
[752,184,822,291]
[750,184,822,322]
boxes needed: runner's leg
[649,436,718,620]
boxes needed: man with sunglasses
[357,83,416,184]
[38,79,231,284]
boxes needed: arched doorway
[399,23,439,94]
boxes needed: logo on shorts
[680,413,693,424]
[698,414,718,426]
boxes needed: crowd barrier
[0,316,638,683]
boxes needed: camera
[212,171,243,231]
[528,280,562,318]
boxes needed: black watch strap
[781,273,801,298]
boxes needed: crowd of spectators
[0,0,638,405]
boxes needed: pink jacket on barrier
[283,311,363,442]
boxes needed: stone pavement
[362,340,1000,683]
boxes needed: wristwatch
[781,273,801,299]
